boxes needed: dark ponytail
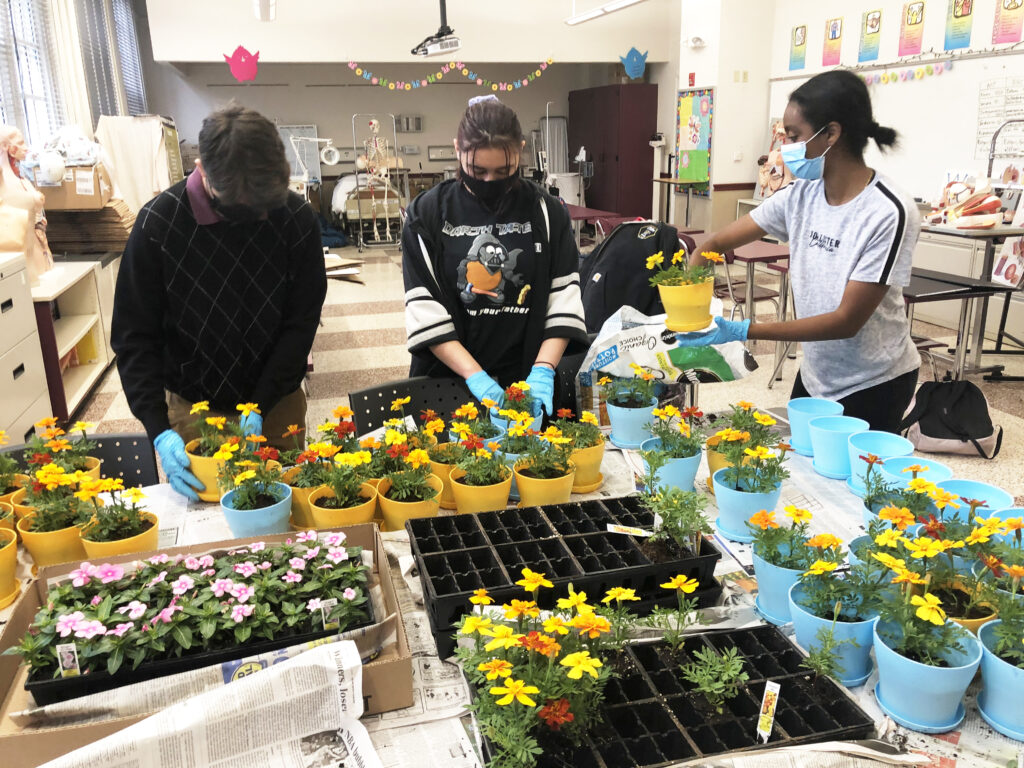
[790,71,898,156]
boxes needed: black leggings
[791,368,919,434]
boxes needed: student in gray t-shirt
[678,71,919,433]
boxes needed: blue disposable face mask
[781,126,831,180]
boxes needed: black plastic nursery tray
[24,603,375,706]
[479,625,875,768]
[407,496,723,631]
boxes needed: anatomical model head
[0,125,28,161]
[368,119,380,134]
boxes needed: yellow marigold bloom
[878,506,915,530]
[477,659,512,680]
[189,401,210,415]
[735,400,754,410]
[333,405,354,420]
[450,421,471,438]
[677,421,691,437]
[205,416,227,430]
[671,248,686,264]
[483,625,525,651]
[73,481,102,502]
[454,402,479,420]
[475,448,492,459]
[503,600,540,620]
[907,477,937,494]
[892,567,926,586]
[965,528,991,546]
[513,381,531,391]
[804,560,838,576]
[744,445,774,461]
[805,533,842,550]
[384,429,407,446]
[560,650,604,680]
[929,489,960,510]
[236,403,261,417]
[752,412,776,426]
[602,587,640,603]
[912,593,946,626]
[749,510,779,530]
[334,451,371,468]
[123,487,146,505]
[516,567,553,592]
[1006,564,1024,579]
[312,442,341,459]
[702,250,725,263]
[480,397,498,409]
[45,438,72,452]
[40,428,65,440]
[470,588,493,606]
[784,505,812,524]
[661,574,700,592]
[424,418,445,436]
[490,678,539,707]
[571,612,612,638]
[543,616,570,635]
[35,417,59,428]
[460,615,492,635]
[871,551,906,571]
[975,515,1004,533]
[245,434,267,444]
[507,422,528,438]
[383,418,404,428]
[390,396,411,412]
[645,251,664,270]
[597,376,612,386]
[1002,517,1023,535]
[359,437,381,450]
[234,470,257,486]
[405,449,431,469]
[661,405,681,419]
[556,584,589,612]
[317,423,337,434]
[212,442,240,461]
[905,537,945,559]
[901,463,929,474]
[0,429,8,446]
[874,529,904,548]
[72,421,95,433]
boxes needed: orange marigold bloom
[518,631,562,658]
[571,612,612,639]
[878,506,915,530]
[749,510,779,530]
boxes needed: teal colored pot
[994,507,1024,544]
[848,534,872,567]
[978,620,1024,741]
[807,416,870,480]
[752,548,802,625]
[788,582,877,687]
[221,482,292,538]
[448,422,507,445]
[787,397,843,457]
[501,449,525,502]
[935,479,1014,521]
[605,397,657,450]
[879,457,953,486]
[711,468,781,543]
[846,431,914,497]
[873,620,981,732]
[640,437,700,492]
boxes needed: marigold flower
[928,490,960,512]
[979,554,1005,578]
[543,616,570,635]
[423,418,445,436]
[744,445,775,461]
[212,442,240,461]
[859,453,883,466]
[702,250,725,263]
[234,470,257,486]
[602,587,640,603]
[905,536,945,559]
[907,477,937,494]
[556,584,589,612]
[671,248,686,264]
[891,567,925,586]
[504,599,541,620]
[597,376,612,386]
[490,678,539,707]
[804,560,838,576]
[878,506,915,530]
[735,400,754,411]
[578,410,599,427]
[333,405,354,420]
[556,408,575,419]
[45,438,72,452]
[470,588,493,606]
[390,396,411,412]
[572,612,612,639]
[519,631,561,657]
[748,510,779,530]
[645,251,664,270]
[477,658,513,680]
[360,436,381,450]
[205,416,227,430]
[661,574,700,593]
[483,625,525,651]
[35,416,59,428]
[189,401,210,415]
[405,449,431,469]
[874,529,903,548]
[245,434,267,444]
[872,551,906,571]
[454,402,479,420]
[460,615,492,635]
[72,421,94,433]
[784,505,812,524]
[1002,517,1023,535]
[912,593,946,626]
[560,650,603,679]
[805,533,842,550]
[1006,564,1024,580]
[516,567,553,592]
[124,487,146,504]
[236,402,261,417]
[537,698,575,730]
[384,429,407,447]
[752,412,776,426]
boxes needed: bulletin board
[675,88,713,196]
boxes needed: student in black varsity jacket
[111,104,327,500]
[402,96,588,417]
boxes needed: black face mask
[459,169,517,206]
[209,193,263,223]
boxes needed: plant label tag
[319,598,339,631]
[756,681,781,743]
[57,643,81,678]
[606,523,654,537]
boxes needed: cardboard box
[0,524,413,768]
[41,164,113,211]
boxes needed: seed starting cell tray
[479,625,876,768]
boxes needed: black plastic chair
[349,377,474,434]
[89,434,159,488]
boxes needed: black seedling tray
[407,495,723,631]
[478,625,875,768]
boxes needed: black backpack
[578,222,696,333]
[899,380,1003,459]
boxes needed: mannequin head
[0,125,28,161]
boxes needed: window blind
[6,0,62,145]
[74,0,117,125]
[0,0,23,127]
[111,0,145,115]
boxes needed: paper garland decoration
[859,59,953,85]
[345,60,553,93]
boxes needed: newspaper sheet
[40,642,381,768]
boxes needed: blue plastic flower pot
[751,548,802,625]
[994,508,1024,544]
[500,449,525,501]
[711,468,782,543]
[787,398,843,456]
[448,422,507,446]
[221,482,292,538]
[788,583,877,687]
[491,413,539,435]
[978,621,1024,741]
[846,431,915,497]
[807,416,870,480]
[879,457,953,487]
[873,620,981,732]
[640,437,700,492]
[848,534,872,567]
[935,479,1014,521]
[605,398,657,449]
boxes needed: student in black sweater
[402,96,587,416]
[112,104,326,500]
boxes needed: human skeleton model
[757,120,793,198]
[356,119,393,242]
[0,125,54,285]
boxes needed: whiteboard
[768,54,1024,201]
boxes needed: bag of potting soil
[575,306,758,427]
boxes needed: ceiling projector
[412,0,460,56]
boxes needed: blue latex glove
[465,370,504,408]
[239,411,263,438]
[675,317,750,347]
[154,429,204,501]
[525,364,555,417]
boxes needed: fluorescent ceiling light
[254,0,276,21]
[602,0,645,11]
[564,0,649,25]
[565,7,605,24]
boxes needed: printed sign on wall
[823,17,843,65]
[900,1,926,55]
[993,0,1024,44]
[859,10,882,62]
[790,25,807,70]
[945,0,974,50]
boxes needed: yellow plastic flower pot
[377,474,442,532]
[282,466,324,528]
[513,461,576,507]
[364,476,385,526]
[0,473,29,506]
[0,501,13,533]
[81,456,101,481]
[945,581,999,635]
[308,483,378,528]
[16,513,86,571]
[0,528,19,609]
[705,435,731,496]
[430,446,460,511]
[9,488,33,521]
[570,441,605,493]
[657,279,714,333]
[185,439,224,503]
[80,512,160,559]
[449,467,512,515]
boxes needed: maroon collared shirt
[185,169,222,225]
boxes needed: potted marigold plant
[746,506,815,625]
[24,418,100,479]
[492,382,540,433]
[78,479,159,558]
[495,409,536,503]
[307,450,377,528]
[646,248,724,332]
[0,429,30,506]
[456,570,625,768]
[639,486,713,564]
[640,404,705,493]
[219,441,291,537]
[514,426,575,507]
[183,401,243,502]
[450,401,505,443]
[552,410,605,493]
[15,463,91,570]
[705,402,780,495]
[450,436,512,515]
[712,439,790,543]
[976,543,1024,739]
[428,438,468,512]
[378,447,442,532]
[281,438,334,528]
[597,363,658,449]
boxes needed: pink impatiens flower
[230,603,254,622]
[201,568,216,577]
[210,578,235,597]
[148,554,169,565]
[296,530,317,543]
[198,555,215,568]
[249,542,266,552]
[171,575,195,596]
[326,547,349,564]
[90,595,102,606]
[155,601,183,624]
[74,620,107,639]
[283,571,302,583]
[306,598,323,612]
[323,532,346,548]
[118,600,147,620]
[69,563,96,587]
[258,561,272,570]
[230,583,255,603]
[146,570,167,587]
[96,564,125,583]
[183,557,202,570]
[56,612,86,638]
[107,622,134,637]
[233,561,257,578]
[343,588,357,600]
[288,557,306,571]
[303,546,320,560]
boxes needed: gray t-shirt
[750,174,920,401]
